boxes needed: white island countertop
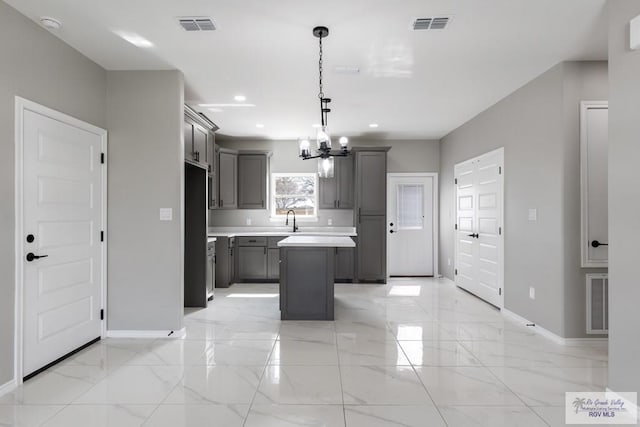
[278,236,355,248]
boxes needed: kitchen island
[278,235,355,320]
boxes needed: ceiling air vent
[412,16,450,30]
[178,17,216,32]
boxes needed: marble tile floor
[0,278,612,426]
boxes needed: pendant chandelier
[299,26,350,178]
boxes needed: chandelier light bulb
[316,128,332,150]
[339,136,349,147]
[299,138,311,158]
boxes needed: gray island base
[278,236,356,320]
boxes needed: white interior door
[581,102,608,267]
[22,106,104,377]
[454,149,504,308]
[387,175,435,276]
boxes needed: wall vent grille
[412,16,451,30]
[586,273,609,334]
[178,17,216,32]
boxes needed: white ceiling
[6,0,608,140]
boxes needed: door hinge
[454,178,458,185]
[100,309,104,320]
[498,166,502,175]
[455,224,458,230]
[454,269,458,275]
[101,153,105,164]
[499,288,502,296]
[499,227,502,235]
[100,231,104,242]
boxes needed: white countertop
[207,237,217,243]
[208,226,356,238]
[278,236,356,247]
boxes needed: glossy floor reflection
[0,278,610,426]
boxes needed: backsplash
[209,208,354,227]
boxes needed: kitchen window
[271,173,318,218]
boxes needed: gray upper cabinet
[319,157,353,209]
[238,154,267,209]
[193,125,208,165]
[206,132,215,174]
[218,150,238,209]
[355,151,387,216]
[184,119,194,163]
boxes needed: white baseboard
[106,327,186,339]
[501,308,608,346]
[0,378,17,397]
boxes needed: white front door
[387,174,435,276]
[454,148,504,308]
[21,105,105,377]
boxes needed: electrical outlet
[159,208,172,221]
[529,286,536,300]
[246,218,252,226]
[448,258,451,266]
[327,218,333,226]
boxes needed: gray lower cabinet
[267,248,280,280]
[238,154,267,209]
[236,236,284,282]
[214,237,236,288]
[237,246,267,281]
[335,247,354,282]
[280,247,334,320]
[319,157,354,209]
[218,150,238,209]
[356,215,387,281]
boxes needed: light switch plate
[528,208,537,222]
[631,14,640,50]
[159,208,173,221]
[529,286,536,300]
[246,218,252,225]
[327,218,333,226]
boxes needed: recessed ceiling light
[256,123,265,128]
[369,123,379,128]
[312,123,322,128]
[115,31,153,48]
[234,95,247,102]
[198,103,256,108]
[40,17,62,30]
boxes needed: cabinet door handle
[264,247,266,255]
[358,208,361,223]
[337,200,340,208]
[221,199,224,208]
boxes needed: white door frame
[13,97,108,386]
[386,172,439,278]
[453,147,504,308]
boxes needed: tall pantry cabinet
[353,147,390,283]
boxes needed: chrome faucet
[285,209,298,232]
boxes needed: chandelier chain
[318,35,324,99]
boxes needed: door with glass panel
[387,174,435,276]
[454,148,504,308]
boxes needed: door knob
[467,233,479,238]
[26,253,48,262]
[26,234,35,243]
[390,230,395,234]
[591,240,608,248]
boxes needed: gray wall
[607,0,640,394]
[0,2,107,386]
[211,139,439,227]
[439,61,608,338]
[106,71,185,331]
